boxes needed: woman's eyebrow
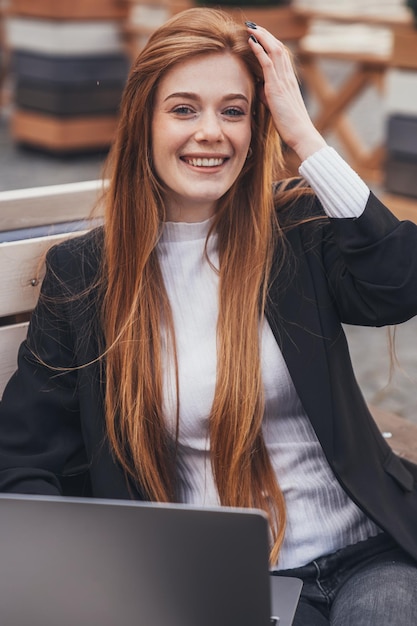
[163,92,249,103]
[163,92,199,103]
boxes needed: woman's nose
[194,111,223,142]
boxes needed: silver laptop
[0,494,302,626]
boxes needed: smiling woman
[0,8,417,626]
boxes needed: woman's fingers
[247,23,304,112]
[246,23,327,160]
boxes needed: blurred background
[1,0,417,426]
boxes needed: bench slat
[0,231,87,317]
[0,180,104,232]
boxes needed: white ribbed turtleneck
[157,205,380,570]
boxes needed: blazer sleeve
[0,242,88,496]
[319,192,417,326]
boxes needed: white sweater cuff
[298,146,370,218]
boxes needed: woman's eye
[172,105,194,115]
[224,107,245,117]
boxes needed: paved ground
[0,57,416,427]
[345,321,417,425]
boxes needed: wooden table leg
[298,51,387,182]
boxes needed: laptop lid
[0,494,301,626]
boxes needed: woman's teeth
[185,157,224,167]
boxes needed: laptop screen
[0,494,301,626]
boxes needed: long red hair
[101,7,306,564]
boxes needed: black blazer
[1,191,417,561]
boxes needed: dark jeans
[272,533,417,625]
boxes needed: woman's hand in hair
[247,23,327,162]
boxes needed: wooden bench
[0,179,104,391]
[0,181,416,467]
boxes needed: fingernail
[245,21,257,29]
[249,34,258,44]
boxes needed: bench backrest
[0,232,89,395]
[0,179,104,233]
[0,180,103,397]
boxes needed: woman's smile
[181,155,228,168]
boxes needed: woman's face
[151,52,253,222]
